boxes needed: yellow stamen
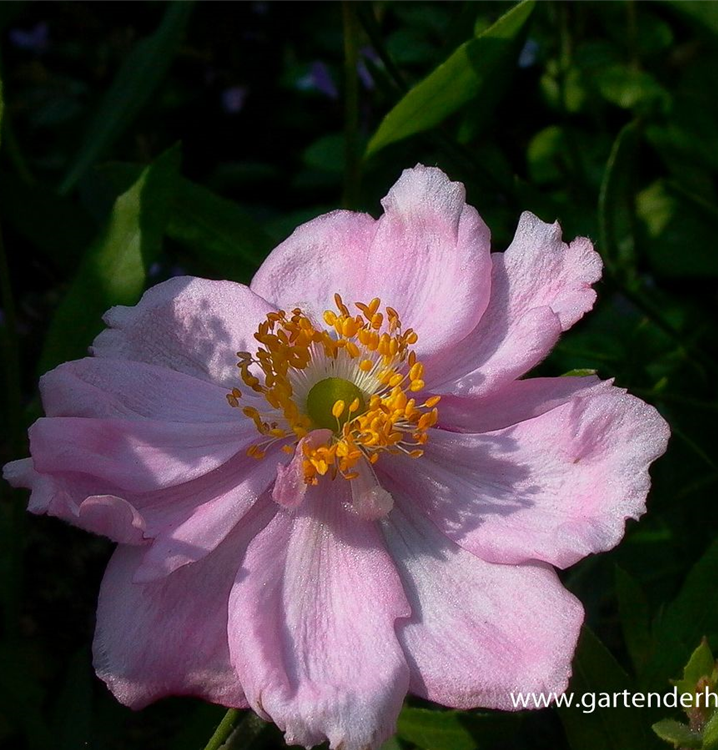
[228,294,439,485]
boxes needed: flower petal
[251,210,378,321]
[92,506,271,709]
[252,166,492,362]
[228,483,410,750]
[437,375,610,433]
[133,450,279,582]
[381,386,669,568]
[3,459,147,544]
[40,358,233,422]
[381,501,584,710]
[92,276,276,389]
[272,429,333,509]
[29,417,249,493]
[431,212,601,396]
[368,165,492,361]
[12,430,277,569]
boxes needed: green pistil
[306,377,365,432]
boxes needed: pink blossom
[4,165,669,750]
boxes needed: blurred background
[1,1,718,749]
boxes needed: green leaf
[365,0,535,156]
[396,706,519,750]
[703,711,718,750]
[642,540,718,691]
[0,172,96,272]
[59,3,192,194]
[169,177,274,281]
[561,369,598,377]
[599,121,640,276]
[637,180,718,278]
[558,627,649,750]
[594,65,670,113]
[39,145,181,374]
[93,162,274,281]
[675,640,715,697]
[652,719,702,749]
[665,1,718,40]
[616,566,653,674]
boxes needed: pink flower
[4,165,669,750]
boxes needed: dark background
[1,2,718,749]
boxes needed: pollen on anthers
[226,294,440,486]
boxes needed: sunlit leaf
[93,162,274,281]
[366,0,535,156]
[652,719,702,749]
[674,639,715,698]
[40,145,181,373]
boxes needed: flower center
[227,294,440,485]
[306,377,366,432]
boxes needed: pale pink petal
[11,432,275,559]
[367,165,492,361]
[272,429,332,509]
[41,358,233,422]
[252,166,492,362]
[134,452,279,582]
[61,494,146,544]
[93,504,274,709]
[229,483,410,750]
[381,387,669,568]
[381,501,584,710]
[92,276,276,389]
[4,459,148,543]
[437,375,610,433]
[349,457,394,520]
[427,306,562,394]
[251,211,377,322]
[29,417,250,493]
[430,212,602,396]
[3,458,35,495]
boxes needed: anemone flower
[4,165,669,750]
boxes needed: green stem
[203,710,267,750]
[342,0,361,209]
[203,709,241,750]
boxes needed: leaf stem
[203,710,268,750]
[203,709,241,750]
[342,0,361,209]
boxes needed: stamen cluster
[227,294,440,484]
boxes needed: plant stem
[203,710,268,750]
[342,0,361,209]
[203,709,241,750]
